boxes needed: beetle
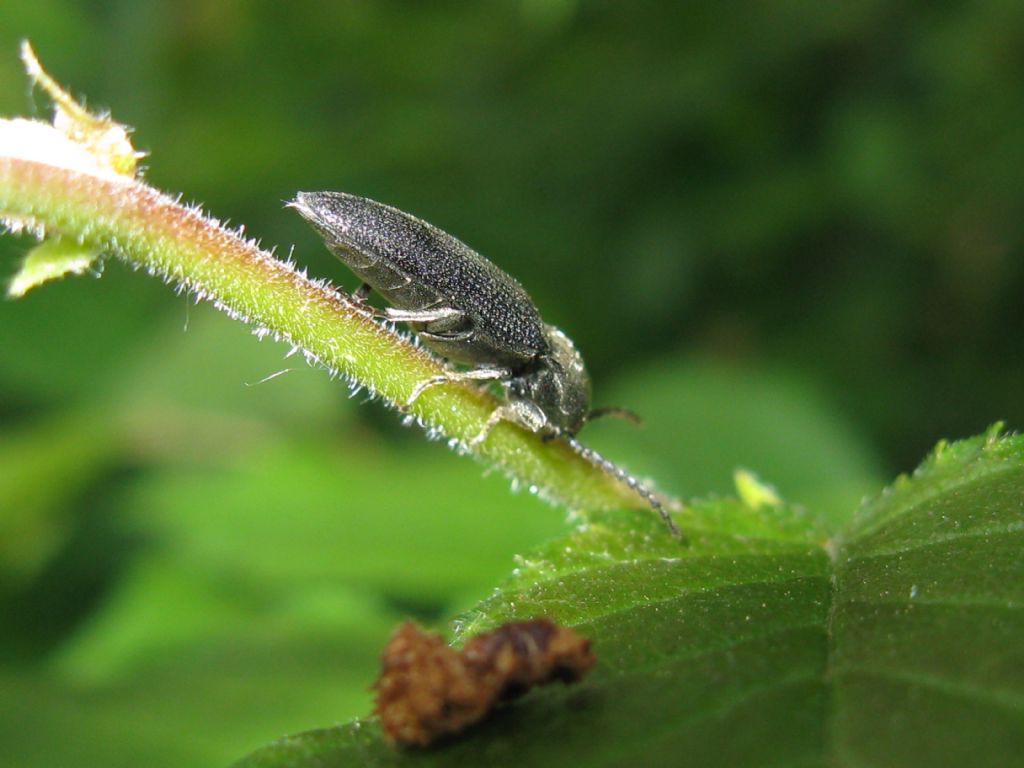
[291,191,680,536]
[291,191,595,436]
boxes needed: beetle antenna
[564,435,683,539]
[587,406,643,426]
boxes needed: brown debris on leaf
[373,618,595,748]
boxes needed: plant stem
[0,149,653,515]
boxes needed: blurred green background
[1,2,1021,766]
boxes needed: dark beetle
[291,191,681,536]
[291,191,591,438]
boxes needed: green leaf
[0,413,119,588]
[130,444,569,599]
[2,601,397,768]
[237,429,1024,767]
[6,237,99,298]
[588,361,885,530]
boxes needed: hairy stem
[0,145,652,514]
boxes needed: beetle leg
[346,288,455,322]
[380,274,414,293]
[469,399,548,447]
[419,328,474,342]
[469,406,511,447]
[384,306,464,324]
[406,366,511,407]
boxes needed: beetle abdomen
[294,192,548,365]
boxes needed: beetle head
[509,325,591,436]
